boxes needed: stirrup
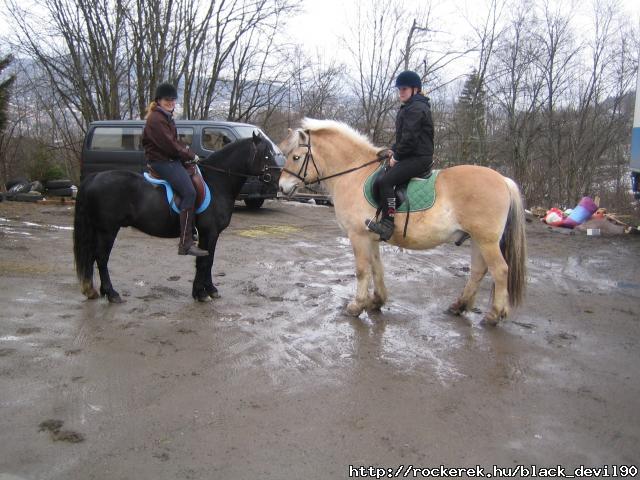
[365,217,394,241]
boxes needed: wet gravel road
[1,200,639,479]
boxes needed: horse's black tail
[73,182,98,298]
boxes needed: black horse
[73,132,276,303]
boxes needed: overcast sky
[1,0,639,83]
[287,0,640,75]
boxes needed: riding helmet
[154,82,178,100]
[395,70,422,90]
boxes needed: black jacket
[392,93,434,161]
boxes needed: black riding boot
[179,208,209,256]
[365,197,396,241]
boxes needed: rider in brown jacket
[142,82,208,257]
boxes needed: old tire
[46,187,74,197]
[45,179,73,190]
[6,177,29,190]
[14,192,43,202]
[8,181,31,194]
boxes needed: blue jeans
[149,160,195,211]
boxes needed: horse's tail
[501,177,527,308]
[73,181,97,297]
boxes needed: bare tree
[489,3,545,196]
[344,0,408,143]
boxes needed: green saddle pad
[363,166,439,213]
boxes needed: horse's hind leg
[346,233,374,316]
[477,241,509,325]
[448,240,487,315]
[96,229,123,303]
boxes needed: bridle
[282,130,383,187]
[197,140,276,184]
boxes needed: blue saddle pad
[143,166,211,214]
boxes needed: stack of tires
[2,178,44,202]
[1,178,76,203]
[44,179,75,198]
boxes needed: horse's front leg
[192,231,219,302]
[346,233,375,317]
[369,241,387,310]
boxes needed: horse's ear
[298,129,308,144]
[252,131,260,144]
[287,128,292,134]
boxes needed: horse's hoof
[108,294,124,304]
[346,302,364,317]
[447,301,466,316]
[82,281,99,300]
[481,312,503,326]
[367,295,385,311]
[85,290,100,300]
[195,293,211,303]
[209,291,220,299]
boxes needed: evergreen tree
[455,69,487,164]
[0,55,16,132]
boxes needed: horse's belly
[391,204,460,249]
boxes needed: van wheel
[244,198,264,209]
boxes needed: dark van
[81,120,284,209]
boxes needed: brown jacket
[142,107,194,163]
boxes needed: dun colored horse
[278,119,526,325]
[74,133,276,303]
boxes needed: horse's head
[250,131,278,181]
[278,128,314,195]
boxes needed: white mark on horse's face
[278,129,311,194]
[279,174,300,195]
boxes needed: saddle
[364,166,438,213]
[144,163,212,214]
[363,166,439,238]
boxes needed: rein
[282,130,383,186]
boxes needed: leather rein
[282,130,383,187]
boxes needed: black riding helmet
[154,82,178,101]
[395,70,422,90]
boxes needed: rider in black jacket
[366,70,434,241]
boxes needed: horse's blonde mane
[300,118,377,151]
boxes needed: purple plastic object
[560,197,598,228]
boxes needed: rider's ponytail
[144,101,158,119]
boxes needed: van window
[202,128,234,151]
[90,127,143,151]
[233,126,259,139]
[177,127,194,147]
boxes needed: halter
[282,130,383,187]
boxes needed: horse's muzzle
[278,176,299,196]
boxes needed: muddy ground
[0,199,639,480]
